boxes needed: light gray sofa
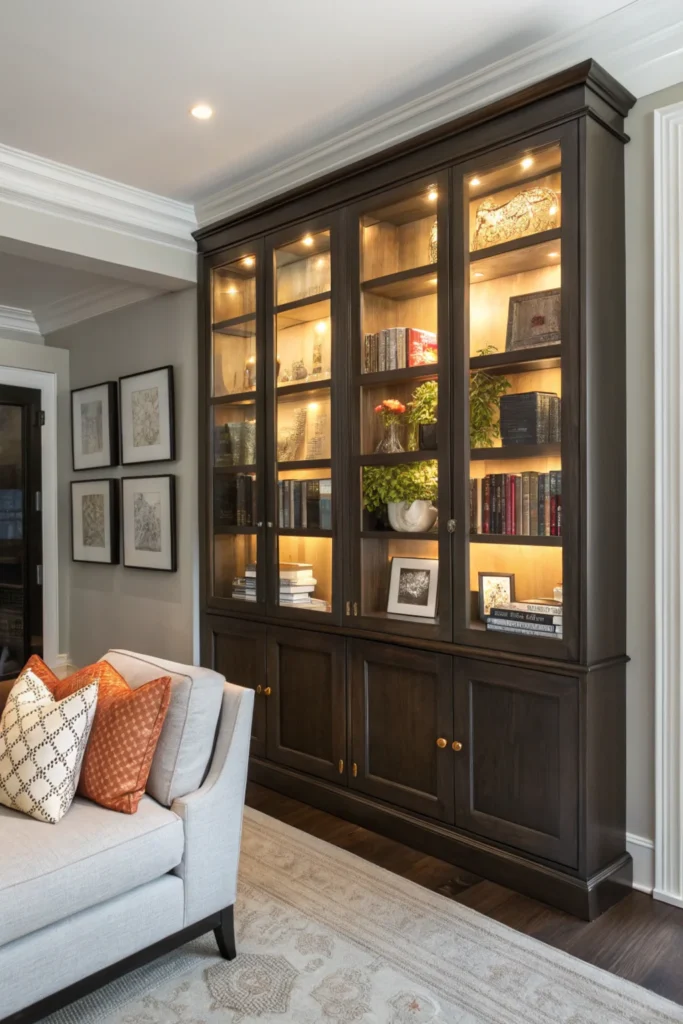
[0,649,254,1024]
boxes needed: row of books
[500,392,561,446]
[232,563,328,612]
[278,479,332,530]
[469,471,562,536]
[362,327,437,373]
[486,600,563,639]
[214,473,257,528]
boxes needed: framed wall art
[478,571,515,620]
[505,288,561,351]
[121,474,176,572]
[119,366,175,465]
[387,557,439,619]
[71,479,119,564]
[71,381,118,470]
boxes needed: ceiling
[0,0,631,203]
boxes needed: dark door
[454,658,578,867]
[0,385,42,681]
[266,626,346,782]
[204,615,267,756]
[349,639,454,822]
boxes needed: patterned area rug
[45,807,683,1024]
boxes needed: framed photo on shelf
[121,475,176,572]
[387,557,439,618]
[71,479,119,565]
[505,288,561,351]
[71,381,118,470]
[119,366,175,465]
[478,571,515,620]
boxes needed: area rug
[45,807,683,1024]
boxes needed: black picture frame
[505,288,561,350]
[119,365,175,466]
[70,381,119,471]
[70,479,119,565]
[121,474,177,572]
[478,571,516,620]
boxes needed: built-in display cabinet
[197,61,635,919]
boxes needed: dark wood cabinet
[198,62,634,919]
[349,640,454,822]
[266,626,346,783]
[453,659,578,866]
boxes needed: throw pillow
[0,667,98,823]
[23,656,171,814]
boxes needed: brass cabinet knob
[436,737,447,748]
[255,685,262,695]
[452,740,463,752]
[263,686,272,697]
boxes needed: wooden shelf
[276,379,331,398]
[470,443,560,461]
[361,530,438,541]
[358,450,435,467]
[470,533,562,546]
[361,264,438,300]
[277,459,331,471]
[358,364,438,387]
[469,345,561,374]
[278,528,332,538]
[211,390,257,406]
[212,312,256,334]
[360,609,439,627]
[275,291,331,316]
[469,228,561,266]
[214,525,259,535]
[214,463,256,474]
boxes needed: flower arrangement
[374,398,406,424]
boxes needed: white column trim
[654,99,683,908]
[0,365,59,670]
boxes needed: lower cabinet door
[349,639,454,823]
[205,615,267,757]
[454,658,578,867]
[266,627,347,783]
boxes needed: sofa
[0,648,254,1024]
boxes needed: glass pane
[361,537,439,624]
[277,537,332,613]
[275,230,330,306]
[212,255,256,322]
[211,253,257,397]
[276,299,331,389]
[214,533,258,602]
[361,373,438,456]
[213,402,257,468]
[214,470,257,528]
[361,183,439,279]
[276,389,331,464]
[0,404,25,676]
[466,143,563,643]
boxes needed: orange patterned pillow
[22,656,170,814]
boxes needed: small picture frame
[478,572,515,620]
[71,479,119,564]
[119,366,175,465]
[387,557,439,619]
[71,381,118,470]
[506,288,561,350]
[122,475,176,572]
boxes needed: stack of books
[486,600,563,639]
[279,563,327,611]
[363,327,437,372]
[232,562,257,602]
[215,474,257,528]
[278,479,332,529]
[470,471,562,536]
[500,392,561,446]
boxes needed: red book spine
[482,476,490,533]
[550,496,558,536]
[510,475,517,534]
[505,475,512,535]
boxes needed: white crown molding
[196,0,683,227]
[36,282,160,336]
[654,98,683,910]
[0,142,196,251]
[0,303,41,337]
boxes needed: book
[487,621,563,638]
[279,579,317,591]
[504,600,563,616]
[319,479,332,530]
[489,608,563,626]
[245,563,257,578]
[528,472,539,536]
[499,391,558,445]
[279,562,314,579]
[306,479,321,528]
[407,328,438,367]
[279,593,315,603]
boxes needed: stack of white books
[279,563,316,605]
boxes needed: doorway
[0,384,43,680]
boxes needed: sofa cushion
[100,649,224,806]
[0,794,183,946]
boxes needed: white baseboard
[627,832,655,893]
[52,652,77,679]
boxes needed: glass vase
[375,420,404,453]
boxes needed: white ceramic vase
[387,500,438,533]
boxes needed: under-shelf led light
[469,177,481,187]
[521,156,534,170]
[548,251,559,258]
[427,189,438,202]
[243,256,255,267]
[308,402,319,411]
[315,321,327,334]
[302,235,314,246]
[226,286,238,295]
[190,103,213,120]
[474,271,484,279]
[429,277,438,286]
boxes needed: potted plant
[374,398,406,453]
[363,461,438,532]
[469,348,512,448]
[407,379,438,451]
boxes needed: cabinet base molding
[250,758,632,921]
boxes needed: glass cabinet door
[348,175,452,641]
[267,221,338,620]
[455,129,575,656]
[208,245,265,609]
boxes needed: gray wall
[47,288,198,668]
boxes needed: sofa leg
[214,905,237,960]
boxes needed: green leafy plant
[363,461,438,513]
[469,347,511,448]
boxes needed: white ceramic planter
[387,500,438,533]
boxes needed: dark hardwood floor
[247,782,683,1006]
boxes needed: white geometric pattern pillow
[0,667,98,823]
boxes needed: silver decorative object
[242,420,256,465]
[291,360,308,381]
[428,220,438,264]
[306,409,328,460]
[227,422,243,465]
[277,409,307,462]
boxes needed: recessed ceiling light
[191,103,213,120]
[469,177,481,187]
[521,156,534,170]
[315,321,327,334]
[474,271,484,278]
[243,256,255,267]
[226,286,238,296]
[302,234,314,247]
[427,189,438,202]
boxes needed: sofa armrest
[171,681,254,926]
